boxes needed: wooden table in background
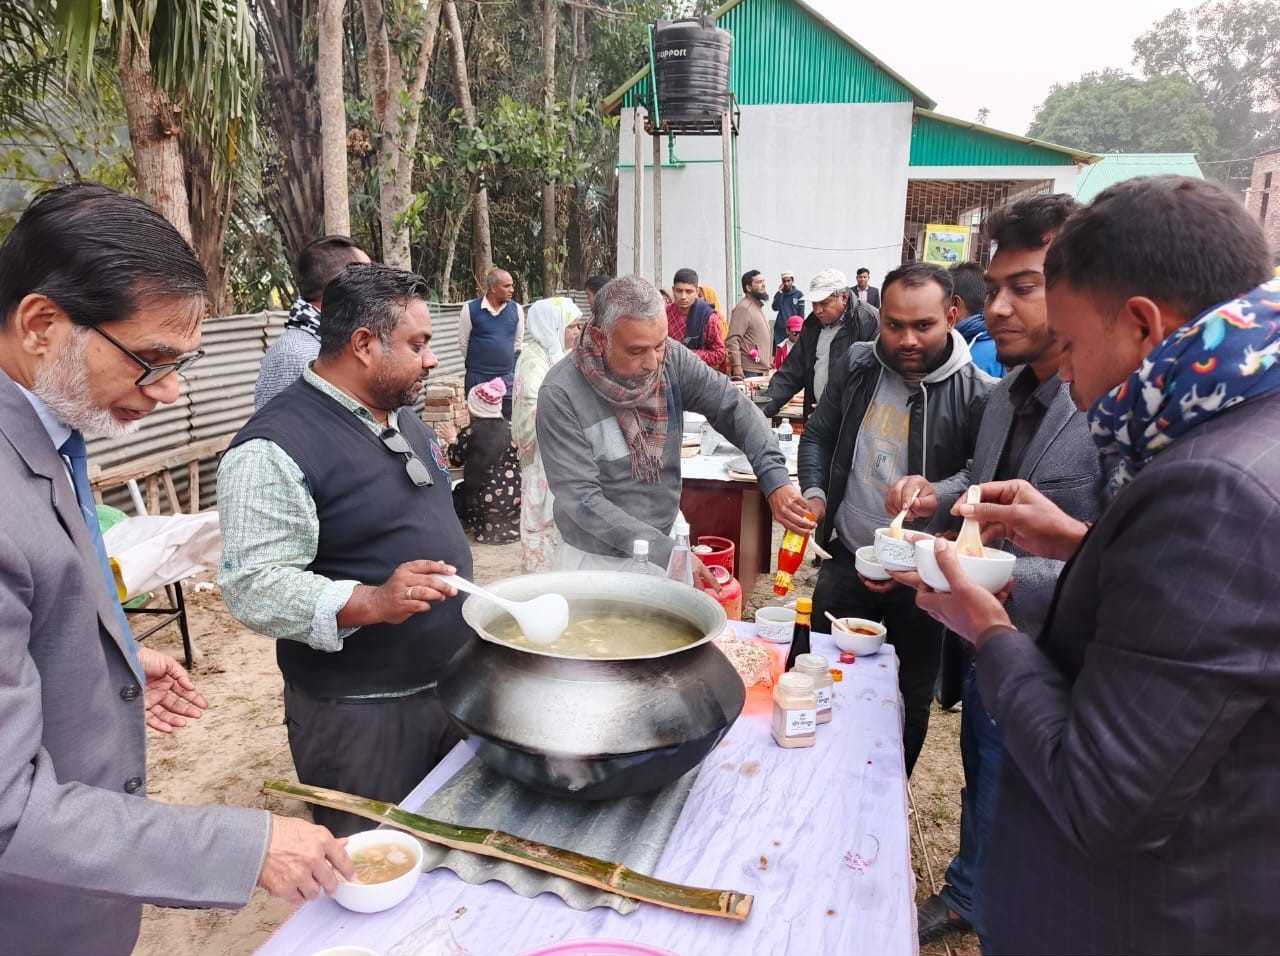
[680,452,777,596]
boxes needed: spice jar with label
[792,653,834,724]
[771,672,818,748]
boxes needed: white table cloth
[254,630,915,956]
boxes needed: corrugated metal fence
[85,294,586,512]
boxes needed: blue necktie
[59,430,142,677]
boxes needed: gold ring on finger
[407,586,415,601]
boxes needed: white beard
[33,330,142,439]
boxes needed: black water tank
[652,17,732,122]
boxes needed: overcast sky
[805,0,1190,137]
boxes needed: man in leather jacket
[798,263,996,774]
[760,268,878,421]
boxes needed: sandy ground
[132,538,978,956]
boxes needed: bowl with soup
[437,572,742,800]
[332,829,424,914]
[829,618,888,656]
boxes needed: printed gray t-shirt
[834,372,914,548]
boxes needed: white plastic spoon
[439,574,570,647]
[887,487,922,539]
[955,486,985,557]
[823,611,855,634]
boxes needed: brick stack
[422,377,468,438]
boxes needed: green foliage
[1028,69,1219,155]
[1132,0,1280,188]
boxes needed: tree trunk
[318,0,350,235]
[540,0,558,294]
[117,30,192,243]
[439,193,472,299]
[443,0,490,292]
[183,140,234,314]
[361,0,441,269]
[254,0,326,270]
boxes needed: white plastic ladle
[439,574,570,647]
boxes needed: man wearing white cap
[761,268,878,421]
[771,270,805,346]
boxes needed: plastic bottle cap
[796,597,813,612]
[673,519,690,536]
[633,539,649,556]
[777,672,815,692]
[793,653,829,672]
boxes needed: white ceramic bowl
[754,606,797,643]
[829,618,887,655]
[333,829,424,914]
[872,527,934,571]
[854,545,891,581]
[914,538,1016,594]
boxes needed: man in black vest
[219,264,474,836]
[460,266,523,418]
[666,267,726,369]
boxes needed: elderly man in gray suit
[886,194,1108,949]
[897,177,1280,954]
[0,184,352,956]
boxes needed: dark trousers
[939,664,1004,944]
[283,683,462,837]
[811,540,944,775]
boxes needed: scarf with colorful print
[571,329,669,484]
[1089,277,1280,490]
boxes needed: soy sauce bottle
[785,597,812,670]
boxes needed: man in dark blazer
[853,267,880,308]
[0,184,351,956]
[886,194,1110,948]
[894,176,1280,954]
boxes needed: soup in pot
[488,601,703,658]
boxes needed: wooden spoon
[955,486,985,557]
[887,487,922,539]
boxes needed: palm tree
[5,0,262,311]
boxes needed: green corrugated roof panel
[909,111,1091,167]
[1073,153,1204,203]
[610,0,931,112]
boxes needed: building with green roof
[605,0,1098,297]
[1073,153,1204,204]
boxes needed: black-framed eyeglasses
[89,323,207,386]
[380,428,434,487]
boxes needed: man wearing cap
[761,269,878,421]
[727,269,773,379]
[773,315,803,370]
[771,271,805,345]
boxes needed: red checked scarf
[571,330,668,483]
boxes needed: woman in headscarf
[512,295,582,572]
[447,378,521,544]
[699,284,732,374]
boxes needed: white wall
[616,102,914,304]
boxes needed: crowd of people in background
[5,173,1280,956]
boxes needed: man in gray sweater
[537,275,814,577]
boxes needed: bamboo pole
[653,131,663,288]
[633,107,645,276]
[722,111,734,312]
[264,780,753,921]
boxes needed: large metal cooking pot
[436,571,744,800]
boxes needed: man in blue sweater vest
[460,267,524,418]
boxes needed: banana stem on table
[263,780,753,921]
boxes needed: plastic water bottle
[665,520,694,587]
[776,420,794,443]
[631,539,651,575]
